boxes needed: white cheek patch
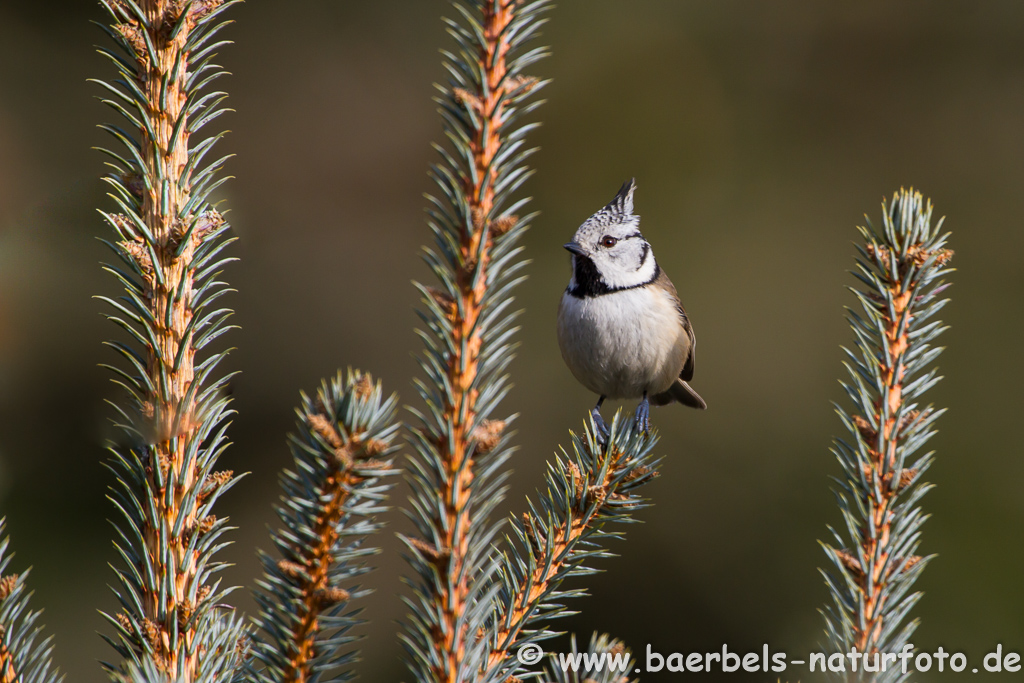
[633,251,658,282]
[598,244,658,290]
[600,263,638,289]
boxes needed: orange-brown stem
[484,447,632,673]
[431,2,517,682]
[115,1,223,677]
[281,420,368,683]
[0,644,19,683]
[852,277,912,655]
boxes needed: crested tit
[557,179,706,435]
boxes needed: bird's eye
[600,235,618,248]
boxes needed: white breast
[557,286,690,399]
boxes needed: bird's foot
[634,394,651,433]
[590,407,610,446]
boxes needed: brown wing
[654,268,696,381]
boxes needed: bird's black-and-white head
[564,178,659,297]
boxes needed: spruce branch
[93,0,247,679]
[542,633,636,683]
[819,189,954,681]
[0,520,61,683]
[482,418,659,683]
[401,0,550,681]
[249,371,401,683]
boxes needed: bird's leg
[591,395,609,444]
[634,391,651,433]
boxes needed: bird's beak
[563,242,585,256]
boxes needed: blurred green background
[2,1,1024,680]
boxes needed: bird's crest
[577,178,639,235]
[605,178,636,216]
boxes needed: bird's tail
[658,378,707,410]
